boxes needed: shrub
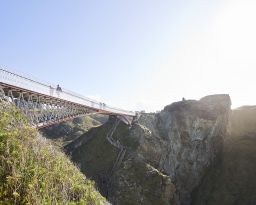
[0,102,105,205]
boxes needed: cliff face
[68,94,231,205]
[192,106,256,205]
[157,95,231,204]
[121,94,231,205]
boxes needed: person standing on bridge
[56,84,62,97]
[56,84,62,92]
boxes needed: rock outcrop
[118,94,231,205]
[67,94,231,205]
[191,105,256,205]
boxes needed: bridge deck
[0,68,135,117]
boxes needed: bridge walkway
[0,68,136,128]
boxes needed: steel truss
[0,84,93,128]
[0,68,137,128]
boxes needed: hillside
[41,114,108,146]
[70,116,176,205]
[0,101,106,204]
[42,94,256,205]
[68,94,231,205]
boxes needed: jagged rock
[109,157,176,205]
[157,94,231,204]
[126,94,231,205]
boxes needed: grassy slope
[71,120,130,196]
[71,118,176,205]
[41,114,107,146]
[72,123,119,178]
[0,102,105,205]
[192,107,256,205]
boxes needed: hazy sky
[1,0,256,111]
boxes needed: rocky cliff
[191,106,256,205]
[68,94,231,205]
[157,95,231,204]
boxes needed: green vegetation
[70,118,177,205]
[71,120,131,196]
[111,158,175,205]
[111,122,138,149]
[0,101,105,205]
[72,122,119,182]
[41,114,107,146]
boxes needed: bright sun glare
[135,0,256,112]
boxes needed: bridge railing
[0,68,135,116]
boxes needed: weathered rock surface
[67,94,231,205]
[192,106,256,205]
[126,94,231,205]
[109,157,176,205]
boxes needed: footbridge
[0,68,136,128]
